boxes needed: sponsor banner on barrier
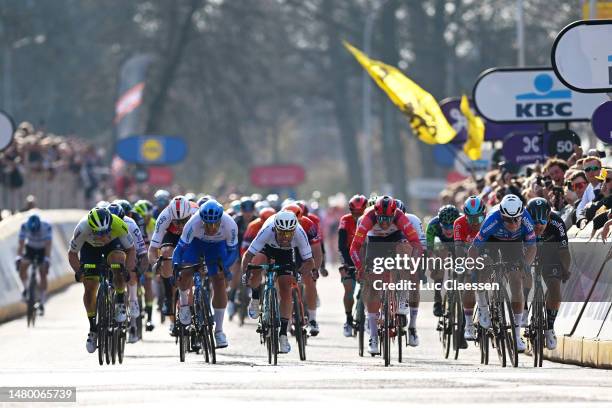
[473,67,607,122]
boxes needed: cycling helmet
[251,193,263,202]
[349,195,368,213]
[255,200,270,213]
[154,189,171,207]
[240,198,255,212]
[185,192,197,202]
[108,203,125,219]
[169,195,191,220]
[527,197,551,224]
[134,199,153,218]
[374,195,397,217]
[113,199,132,215]
[367,195,378,207]
[26,214,41,232]
[230,199,241,214]
[283,203,303,219]
[438,205,460,225]
[295,200,308,216]
[259,207,276,222]
[88,207,112,233]
[197,195,214,207]
[394,199,407,213]
[95,200,110,208]
[463,196,485,216]
[499,194,524,218]
[199,200,224,224]
[274,211,298,231]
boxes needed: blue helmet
[394,199,407,213]
[199,200,224,224]
[27,214,41,232]
[108,203,125,219]
[463,196,485,216]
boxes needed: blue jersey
[472,206,536,249]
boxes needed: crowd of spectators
[441,144,611,233]
[0,121,110,214]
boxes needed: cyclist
[526,197,571,350]
[242,211,316,354]
[147,195,198,335]
[153,189,171,219]
[338,194,368,337]
[16,214,52,313]
[426,205,460,317]
[228,198,258,320]
[349,196,423,355]
[68,207,135,353]
[297,200,329,277]
[468,194,537,352]
[284,203,323,336]
[108,203,147,343]
[454,196,487,342]
[395,199,427,346]
[134,199,156,331]
[115,199,147,242]
[172,199,238,348]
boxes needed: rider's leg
[342,277,355,325]
[39,258,49,305]
[211,272,228,333]
[19,258,30,293]
[544,276,561,330]
[303,273,317,322]
[278,275,292,336]
[108,250,127,304]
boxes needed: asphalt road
[1,269,611,407]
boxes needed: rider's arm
[453,219,467,258]
[68,250,81,275]
[17,223,27,257]
[223,215,239,270]
[396,212,420,255]
[299,257,315,275]
[349,215,373,271]
[338,227,351,265]
[148,208,171,251]
[241,251,255,275]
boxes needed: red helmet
[374,195,397,217]
[349,194,367,213]
[283,203,303,219]
[259,207,276,222]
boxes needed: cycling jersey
[299,216,321,245]
[149,203,198,248]
[453,215,480,244]
[173,212,239,276]
[246,215,313,260]
[69,214,134,252]
[406,213,427,248]
[308,213,323,241]
[241,217,265,256]
[124,215,147,256]
[535,212,568,270]
[19,220,52,249]
[472,206,536,249]
[426,216,455,252]
[338,213,358,265]
[349,207,423,271]
[129,211,147,241]
[233,213,256,248]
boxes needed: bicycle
[290,270,307,361]
[152,243,176,323]
[234,281,251,326]
[246,262,282,365]
[349,268,366,357]
[438,269,464,360]
[25,259,41,328]
[192,263,217,364]
[83,261,126,366]
[482,251,519,368]
[525,260,546,367]
[377,270,403,366]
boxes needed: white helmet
[499,194,524,218]
[95,200,110,208]
[169,195,191,220]
[274,211,298,231]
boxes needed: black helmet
[526,197,551,224]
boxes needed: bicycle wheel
[237,284,250,327]
[268,288,279,366]
[479,325,489,365]
[202,288,216,364]
[382,290,391,367]
[118,325,126,364]
[96,285,107,366]
[397,309,404,363]
[292,288,306,361]
[179,325,186,362]
[440,293,451,359]
[531,283,545,367]
[491,300,506,367]
[452,291,464,360]
[355,294,365,357]
[27,269,37,328]
[195,289,210,363]
[500,285,518,368]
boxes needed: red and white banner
[114,82,145,124]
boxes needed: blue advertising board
[115,135,187,165]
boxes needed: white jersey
[180,212,238,248]
[247,215,313,260]
[125,216,146,256]
[69,214,134,252]
[406,213,427,247]
[149,204,198,248]
[19,220,52,249]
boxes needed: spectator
[575,156,603,222]
[543,158,569,187]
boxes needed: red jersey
[307,213,323,241]
[300,216,321,245]
[338,213,357,246]
[241,218,265,256]
[349,207,423,271]
[453,214,479,243]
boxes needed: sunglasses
[441,223,454,230]
[93,229,110,237]
[377,215,393,224]
[502,215,522,224]
[467,215,485,224]
[173,218,189,226]
[584,165,601,173]
[571,181,587,190]
[204,221,221,230]
[276,230,295,239]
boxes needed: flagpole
[362,10,375,195]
